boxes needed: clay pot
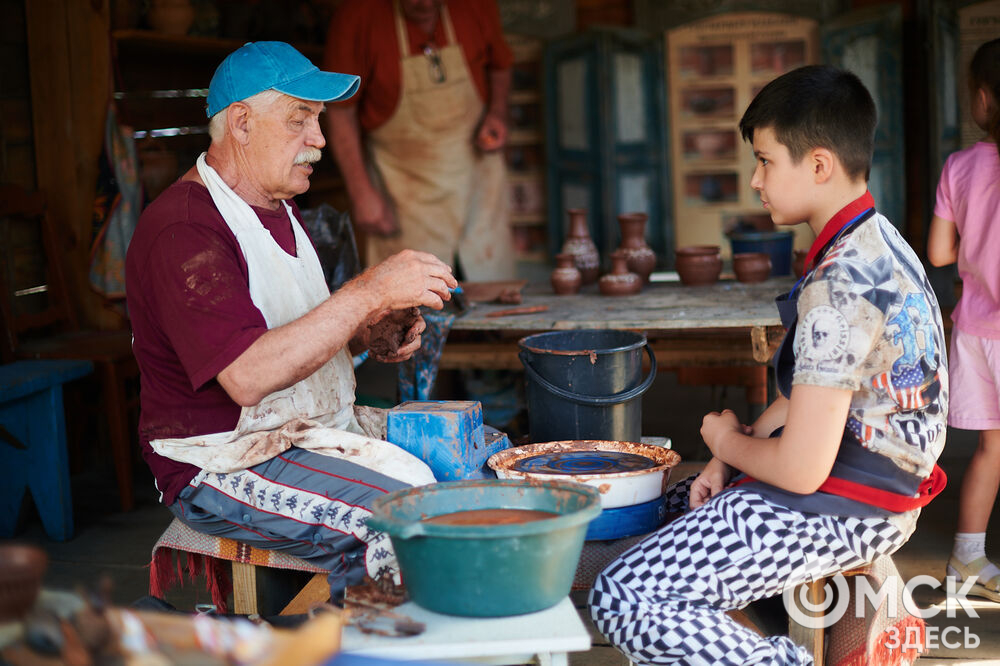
[793,249,808,278]
[550,253,582,295]
[675,245,722,286]
[560,208,600,285]
[138,140,179,201]
[0,544,47,622]
[616,212,657,284]
[733,252,772,283]
[147,0,195,36]
[599,250,642,296]
[693,132,727,159]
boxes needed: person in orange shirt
[324,0,517,281]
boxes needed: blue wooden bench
[0,359,93,541]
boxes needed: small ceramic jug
[550,253,582,295]
[599,250,642,296]
[616,212,657,284]
[147,0,195,35]
[560,209,600,285]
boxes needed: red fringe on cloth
[832,616,925,666]
[149,548,234,614]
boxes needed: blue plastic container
[729,230,794,276]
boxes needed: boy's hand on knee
[689,458,734,509]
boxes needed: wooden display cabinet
[666,13,818,256]
[505,34,549,271]
[667,8,910,256]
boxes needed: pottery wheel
[510,450,658,475]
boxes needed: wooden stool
[150,518,332,615]
[0,359,93,541]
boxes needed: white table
[340,597,591,666]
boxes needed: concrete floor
[6,366,1000,663]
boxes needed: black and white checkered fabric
[588,475,907,665]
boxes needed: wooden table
[441,278,791,403]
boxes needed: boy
[588,65,948,664]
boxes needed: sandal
[946,555,1000,602]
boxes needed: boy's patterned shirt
[793,212,948,478]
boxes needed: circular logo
[783,572,850,629]
[796,305,850,362]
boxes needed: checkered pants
[589,476,907,665]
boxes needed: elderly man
[125,41,457,600]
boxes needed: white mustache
[294,147,323,165]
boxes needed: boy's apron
[365,0,515,281]
[149,153,435,487]
[736,194,945,512]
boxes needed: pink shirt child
[934,141,1000,338]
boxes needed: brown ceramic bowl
[675,245,722,286]
[0,544,47,621]
[733,252,772,283]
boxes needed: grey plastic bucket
[518,329,656,443]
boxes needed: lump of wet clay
[367,307,420,357]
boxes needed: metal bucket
[518,330,656,443]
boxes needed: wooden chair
[0,183,139,510]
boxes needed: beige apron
[149,153,435,487]
[366,0,516,281]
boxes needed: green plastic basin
[366,478,601,617]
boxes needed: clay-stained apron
[149,154,434,487]
[365,0,516,281]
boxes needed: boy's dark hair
[969,37,1000,160]
[739,65,876,182]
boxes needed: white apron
[149,153,434,486]
[366,0,516,281]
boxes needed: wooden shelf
[510,213,546,226]
[112,29,322,60]
[509,90,540,104]
[507,129,542,146]
[507,169,544,182]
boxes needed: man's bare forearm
[218,278,381,406]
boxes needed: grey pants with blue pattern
[588,476,907,665]
[168,447,411,601]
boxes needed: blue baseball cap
[206,41,360,117]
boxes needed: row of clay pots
[674,246,775,286]
[551,249,643,296]
[553,209,656,296]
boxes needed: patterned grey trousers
[168,447,411,601]
[588,476,907,665]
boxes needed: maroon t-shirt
[125,179,305,505]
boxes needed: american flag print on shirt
[871,357,940,411]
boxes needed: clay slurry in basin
[421,508,559,525]
[511,450,658,475]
